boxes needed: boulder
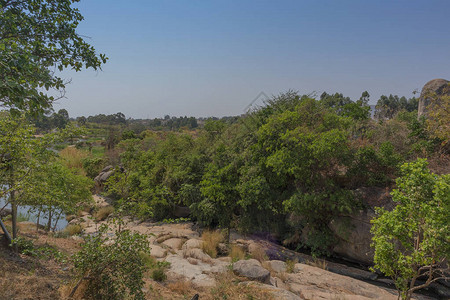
[233,259,271,284]
[182,238,203,250]
[162,238,184,250]
[150,245,167,258]
[101,165,113,173]
[265,260,287,273]
[183,248,212,262]
[99,170,114,182]
[418,78,450,118]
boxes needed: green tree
[371,159,449,300]
[0,0,107,114]
[0,113,37,243]
[21,161,93,231]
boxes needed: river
[0,196,68,231]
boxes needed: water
[0,196,68,231]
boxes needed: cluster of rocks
[77,213,412,300]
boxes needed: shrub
[201,230,224,258]
[285,259,297,273]
[59,147,89,171]
[11,237,35,256]
[82,157,104,179]
[150,261,170,282]
[71,222,150,300]
[95,206,114,221]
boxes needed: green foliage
[94,90,442,258]
[72,222,150,300]
[21,160,94,231]
[11,237,67,262]
[150,261,170,282]
[0,0,107,115]
[371,159,450,300]
[82,157,105,179]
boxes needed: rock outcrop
[418,78,450,118]
[94,165,115,192]
[330,187,394,265]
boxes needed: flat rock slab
[241,281,302,300]
[165,254,217,287]
[287,264,397,299]
[233,259,271,284]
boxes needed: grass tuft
[94,206,114,221]
[64,224,82,236]
[201,230,224,258]
[230,244,246,262]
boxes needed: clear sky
[56,0,450,118]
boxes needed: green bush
[72,222,150,300]
[82,157,104,179]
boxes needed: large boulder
[233,259,271,284]
[286,264,397,299]
[330,187,393,265]
[418,78,450,118]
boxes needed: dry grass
[166,280,193,296]
[250,246,268,262]
[306,258,328,270]
[94,206,114,221]
[59,147,89,173]
[209,272,275,300]
[230,244,246,262]
[201,230,224,258]
[64,224,82,236]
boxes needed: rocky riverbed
[62,195,447,300]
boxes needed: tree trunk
[10,189,18,252]
[47,210,52,232]
[36,209,41,232]
[52,211,63,232]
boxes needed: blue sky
[57,0,450,118]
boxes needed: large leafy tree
[371,159,449,300]
[0,0,107,114]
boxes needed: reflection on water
[0,196,68,231]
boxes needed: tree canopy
[0,0,107,114]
